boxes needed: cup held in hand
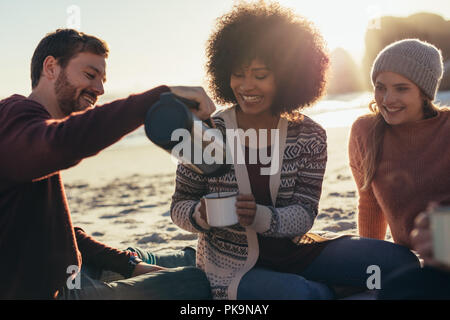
[204,192,238,227]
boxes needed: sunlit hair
[206,1,329,120]
[361,96,440,190]
[31,29,109,89]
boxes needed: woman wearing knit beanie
[349,39,450,258]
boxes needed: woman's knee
[362,239,421,278]
[239,269,333,300]
[299,280,335,300]
[277,275,334,300]
[385,242,420,269]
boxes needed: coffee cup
[203,192,239,227]
[430,205,450,266]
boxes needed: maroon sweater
[0,86,169,299]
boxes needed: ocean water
[111,90,450,150]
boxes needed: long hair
[361,97,440,190]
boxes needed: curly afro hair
[206,1,330,118]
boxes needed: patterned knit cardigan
[170,106,327,299]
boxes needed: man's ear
[41,56,60,81]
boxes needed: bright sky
[1,0,449,100]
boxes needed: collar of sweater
[388,109,444,133]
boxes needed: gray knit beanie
[371,39,444,100]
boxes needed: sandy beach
[61,123,393,255]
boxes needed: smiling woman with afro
[206,1,330,119]
[171,1,417,301]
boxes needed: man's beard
[54,70,85,117]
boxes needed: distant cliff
[327,48,365,95]
[363,12,450,92]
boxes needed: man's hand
[235,194,257,227]
[131,262,167,277]
[169,86,216,121]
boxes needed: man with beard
[0,29,214,300]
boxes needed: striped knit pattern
[170,107,327,299]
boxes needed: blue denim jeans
[237,236,420,300]
[377,264,450,300]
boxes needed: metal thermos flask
[144,92,231,177]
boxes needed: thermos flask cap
[145,92,193,150]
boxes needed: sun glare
[279,0,375,62]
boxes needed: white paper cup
[430,206,450,266]
[204,192,239,227]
